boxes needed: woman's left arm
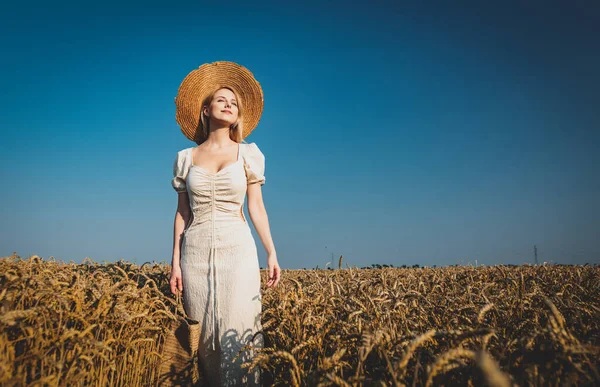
[247,183,280,287]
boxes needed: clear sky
[1,0,599,268]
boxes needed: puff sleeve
[243,142,266,185]
[171,148,191,193]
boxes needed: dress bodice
[172,142,266,229]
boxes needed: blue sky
[1,0,599,268]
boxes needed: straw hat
[174,61,264,142]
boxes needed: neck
[205,122,234,147]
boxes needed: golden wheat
[1,254,599,386]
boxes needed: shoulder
[241,142,266,184]
[242,142,264,158]
[176,146,194,159]
[179,146,195,154]
[173,147,195,168]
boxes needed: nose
[224,100,231,108]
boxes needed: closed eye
[217,98,237,106]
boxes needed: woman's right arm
[170,192,190,294]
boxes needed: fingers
[266,266,274,287]
[170,276,184,295]
[266,267,274,287]
[266,265,281,288]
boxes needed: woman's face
[204,88,239,126]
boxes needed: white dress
[171,142,265,386]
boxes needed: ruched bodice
[171,142,265,386]
[186,159,249,229]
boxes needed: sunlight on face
[208,88,239,125]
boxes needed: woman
[169,61,280,386]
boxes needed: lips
[222,110,232,114]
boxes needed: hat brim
[175,61,264,142]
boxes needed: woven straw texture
[157,293,202,386]
[175,61,264,142]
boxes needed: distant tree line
[259,262,598,270]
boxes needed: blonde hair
[195,86,244,144]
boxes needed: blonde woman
[170,61,280,386]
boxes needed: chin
[215,116,237,126]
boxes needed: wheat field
[1,253,598,386]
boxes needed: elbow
[248,201,266,218]
[176,207,191,221]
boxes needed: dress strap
[237,142,242,161]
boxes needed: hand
[170,265,184,295]
[266,254,281,288]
